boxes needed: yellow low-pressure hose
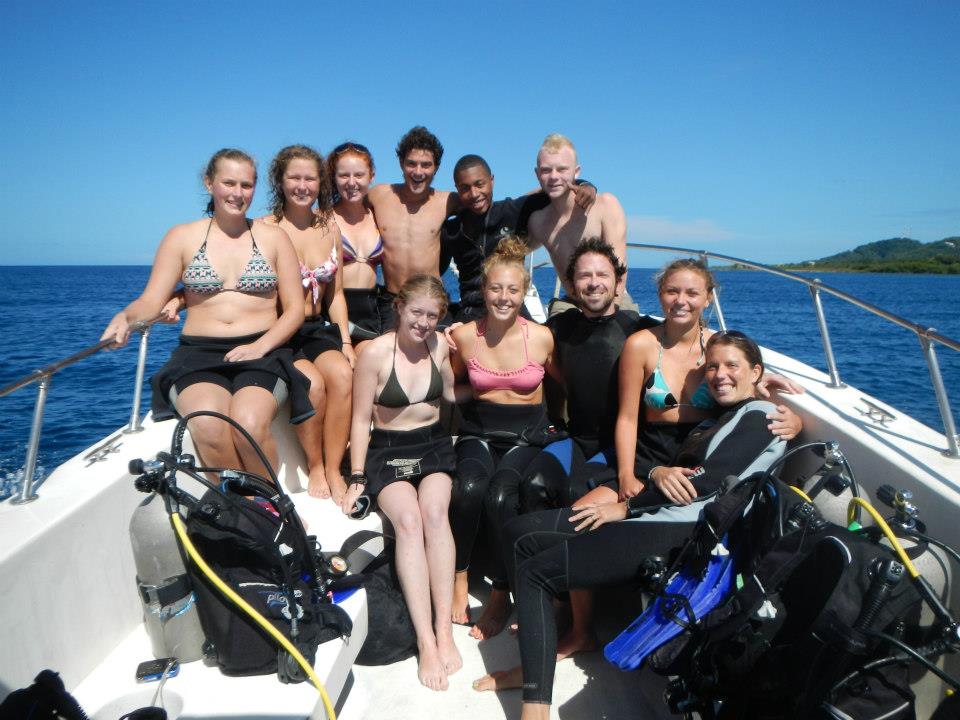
[170,512,338,720]
[786,485,813,503]
[847,497,920,579]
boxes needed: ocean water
[1,265,958,498]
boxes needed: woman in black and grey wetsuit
[472,331,787,719]
[342,275,463,693]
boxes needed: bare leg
[574,485,618,506]
[315,350,352,504]
[377,481,448,691]
[469,587,511,640]
[293,358,329,497]
[452,570,471,625]
[229,386,280,482]
[556,590,597,660]
[418,472,461,675]
[174,383,241,473]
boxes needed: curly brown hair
[396,126,444,167]
[267,144,334,226]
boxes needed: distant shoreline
[719,263,960,275]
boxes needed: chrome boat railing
[0,318,160,504]
[625,242,960,458]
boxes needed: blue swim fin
[605,542,735,671]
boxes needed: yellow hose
[847,497,920,579]
[786,485,812,503]
[170,512,338,720]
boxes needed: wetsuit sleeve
[627,405,780,514]
[684,408,779,496]
[439,219,457,276]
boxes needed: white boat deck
[2,338,959,718]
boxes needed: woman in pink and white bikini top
[261,144,356,503]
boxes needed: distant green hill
[780,237,960,274]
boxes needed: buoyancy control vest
[648,474,926,720]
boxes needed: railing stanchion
[12,375,50,505]
[125,325,151,434]
[918,333,960,458]
[700,252,727,331]
[808,282,844,388]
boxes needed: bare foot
[472,666,522,692]
[469,588,511,640]
[556,627,597,661]
[436,633,462,675]
[417,646,449,691]
[326,469,347,505]
[452,570,471,625]
[307,465,330,499]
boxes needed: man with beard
[440,154,596,323]
[525,238,658,512]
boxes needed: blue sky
[1,1,957,267]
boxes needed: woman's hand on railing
[100,312,131,348]
[650,466,698,505]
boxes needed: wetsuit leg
[483,444,544,584]
[520,438,578,512]
[505,509,694,704]
[450,437,497,573]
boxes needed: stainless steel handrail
[1,318,160,504]
[624,242,960,457]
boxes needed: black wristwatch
[349,472,368,487]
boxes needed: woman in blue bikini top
[609,258,802,503]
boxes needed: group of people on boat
[102,127,804,714]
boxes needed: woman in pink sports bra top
[262,144,355,504]
[448,237,560,640]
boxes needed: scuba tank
[129,491,205,662]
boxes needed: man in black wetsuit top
[439,154,596,323]
[523,238,659,508]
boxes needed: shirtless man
[367,126,459,329]
[526,133,637,314]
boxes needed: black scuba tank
[129,491,205,662]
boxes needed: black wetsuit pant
[451,402,550,585]
[504,508,696,704]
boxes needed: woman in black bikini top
[343,275,468,693]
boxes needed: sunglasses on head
[332,142,370,155]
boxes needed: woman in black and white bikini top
[101,148,304,482]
